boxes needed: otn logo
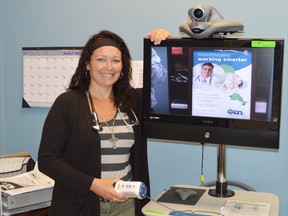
[227,109,243,115]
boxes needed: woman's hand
[147,28,173,45]
[90,178,128,203]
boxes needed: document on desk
[221,200,271,216]
[1,167,54,212]
[0,168,54,196]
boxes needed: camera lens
[193,8,204,19]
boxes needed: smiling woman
[37,30,150,216]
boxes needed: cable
[145,194,176,212]
[200,143,206,185]
[193,210,225,216]
[198,143,256,192]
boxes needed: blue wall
[0,0,287,215]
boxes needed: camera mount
[179,5,244,39]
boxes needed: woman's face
[86,46,122,89]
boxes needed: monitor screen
[143,38,284,149]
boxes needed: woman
[38,29,172,216]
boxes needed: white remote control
[114,181,147,199]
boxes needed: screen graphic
[192,50,252,120]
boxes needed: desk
[1,202,50,216]
[15,207,49,216]
[142,185,279,216]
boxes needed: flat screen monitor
[143,38,284,149]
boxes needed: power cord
[200,143,206,185]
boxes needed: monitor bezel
[142,37,284,149]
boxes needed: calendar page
[22,47,143,108]
[22,47,82,108]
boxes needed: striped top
[99,110,134,181]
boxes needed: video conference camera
[179,5,244,39]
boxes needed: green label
[252,41,276,48]
[144,209,165,215]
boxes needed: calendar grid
[22,47,82,108]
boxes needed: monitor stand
[208,144,235,197]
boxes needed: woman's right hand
[90,178,128,203]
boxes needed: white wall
[1,0,287,215]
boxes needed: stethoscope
[195,75,212,85]
[88,91,139,131]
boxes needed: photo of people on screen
[220,74,244,93]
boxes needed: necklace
[87,91,119,149]
[103,116,119,150]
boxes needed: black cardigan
[38,89,150,216]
